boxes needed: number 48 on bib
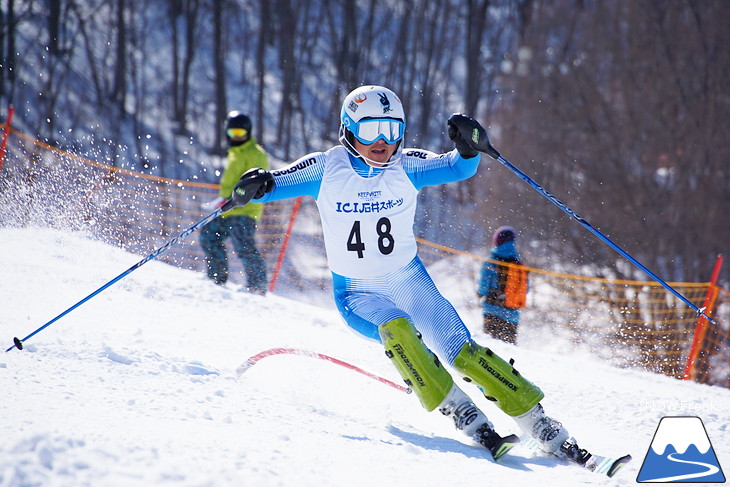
[347,217,395,258]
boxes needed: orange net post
[683,255,724,380]
[269,196,303,293]
[0,105,14,171]
[694,287,730,387]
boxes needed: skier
[223,85,600,467]
[199,111,268,294]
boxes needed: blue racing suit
[255,146,481,365]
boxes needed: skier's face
[354,139,397,167]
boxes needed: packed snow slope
[1,227,728,487]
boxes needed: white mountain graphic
[651,417,711,454]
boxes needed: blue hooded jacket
[477,240,522,324]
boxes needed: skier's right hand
[221,168,274,212]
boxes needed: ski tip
[606,454,632,477]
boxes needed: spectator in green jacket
[199,111,268,294]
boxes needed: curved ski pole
[479,144,716,325]
[237,347,411,393]
[5,202,230,352]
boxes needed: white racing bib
[316,147,418,278]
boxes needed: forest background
[1,0,728,285]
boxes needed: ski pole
[5,201,230,352]
[497,154,715,324]
[448,114,717,325]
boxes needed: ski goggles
[226,127,248,138]
[343,115,405,145]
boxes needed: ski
[524,437,632,477]
[579,453,632,477]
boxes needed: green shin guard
[453,341,544,417]
[379,318,454,411]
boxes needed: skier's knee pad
[379,318,454,411]
[453,341,544,416]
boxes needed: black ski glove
[447,113,500,159]
[448,115,479,159]
[221,168,274,212]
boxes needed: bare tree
[112,0,126,111]
[212,0,226,155]
[39,0,76,141]
[255,0,270,144]
[496,0,730,282]
[169,0,199,134]
[464,0,491,115]
[0,0,23,101]
[273,0,300,160]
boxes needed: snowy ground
[1,227,728,487]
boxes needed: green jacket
[219,137,269,220]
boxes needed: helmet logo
[378,92,392,114]
[348,93,367,113]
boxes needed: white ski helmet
[339,85,406,166]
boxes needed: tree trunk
[212,0,227,155]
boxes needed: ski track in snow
[1,227,729,486]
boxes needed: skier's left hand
[447,113,498,158]
[448,114,480,159]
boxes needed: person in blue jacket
[220,85,609,468]
[478,226,524,344]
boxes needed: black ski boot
[558,438,632,477]
[438,385,519,461]
[474,423,520,461]
[559,438,592,465]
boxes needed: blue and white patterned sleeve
[254,151,326,202]
[401,148,481,190]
